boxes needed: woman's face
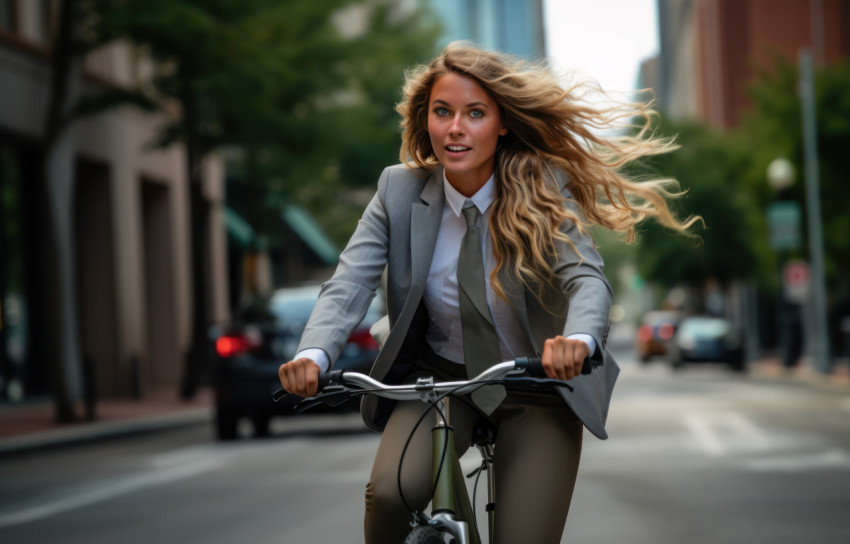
[427,72,507,196]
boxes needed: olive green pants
[364,354,583,544]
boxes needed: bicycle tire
[403,525,453,544]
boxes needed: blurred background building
[429,0,546,58]
[0,1,229,408]
[653,0,850,127]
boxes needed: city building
[429,0,547,59]
[656,0,850,128]
[0,2,229,407]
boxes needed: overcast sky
[543,0,659,95]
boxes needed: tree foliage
[626,57,850,310]
[83,0,440,246]
[630,117,759,293]
[738,57,850,300]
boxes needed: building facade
[0,1,229,406]
[657,0,850,127]
[429,0,547,59]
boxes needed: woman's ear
[499,125,508,136]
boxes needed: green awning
[281,205,339,266]
[224,207,256,248]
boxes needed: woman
[279,42,697,543]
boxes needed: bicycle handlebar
[272,356,592,405]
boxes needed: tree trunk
[179,78,210,400]
[35,0,79,421]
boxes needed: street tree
[631,117,759,300]
[739,57,850,301]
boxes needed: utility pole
[798,49,831,373]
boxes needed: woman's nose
[448,115,464,136]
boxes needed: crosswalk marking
[682,412,773,456]
[747,450,850,472]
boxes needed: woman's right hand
[278,358,321,397]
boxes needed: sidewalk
[0,387,213,455]
[747,356,850,394]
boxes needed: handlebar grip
[516,356,593,377]
[272,369,346,402]
[317,369,345,392]
[516,357,545,377]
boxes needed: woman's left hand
[541,336,590,380]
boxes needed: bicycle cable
[395,378,506,520]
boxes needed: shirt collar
[442,171,496,218]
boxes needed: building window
[0,0,17,33]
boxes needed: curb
[747,361,850,396]
[0,407,213,456]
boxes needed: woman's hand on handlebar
[278,358,321,397]
[542,336,590,381]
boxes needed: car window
[264,287,386,326]
[679,318,729,339]
[269,294,318,324]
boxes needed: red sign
[783,260,810,302]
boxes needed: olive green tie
[457,200,506,413]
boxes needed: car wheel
[730,357,747,373]
[667,346,684,370]
[215,407,239,441]
[252,416,270,438]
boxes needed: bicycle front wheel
[403,525,453,544]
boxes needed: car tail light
[637,325,653,342]
[348,329,379,350]
[216,334,250,358]
[658,322,675,340]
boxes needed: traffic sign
[783,259,810,302]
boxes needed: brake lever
[502,376,575,393]
[292,386,355,414]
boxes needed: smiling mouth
[446,145,471,152]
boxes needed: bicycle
[274,357,592,544]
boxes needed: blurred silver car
[668,316,745,372]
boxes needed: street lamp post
[766,158,803,370]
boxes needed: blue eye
[470,110,484,118]
[434,107,450,117]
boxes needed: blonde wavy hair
[397,42,700,302]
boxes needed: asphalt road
[1,352,849,544]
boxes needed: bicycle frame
[427,395,483,544]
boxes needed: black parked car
[667,316,745,372]
[213,284,385,440]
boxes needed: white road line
[0,456,225,528]
[748,450,850,472]
[274,470,370,487]
[682,412,772,456]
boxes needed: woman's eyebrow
[430,99,490,109]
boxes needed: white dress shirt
[298,171,595,372]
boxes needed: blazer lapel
[409,168,444,292]
[370,168,443,381]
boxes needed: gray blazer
[297,164,619,439]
